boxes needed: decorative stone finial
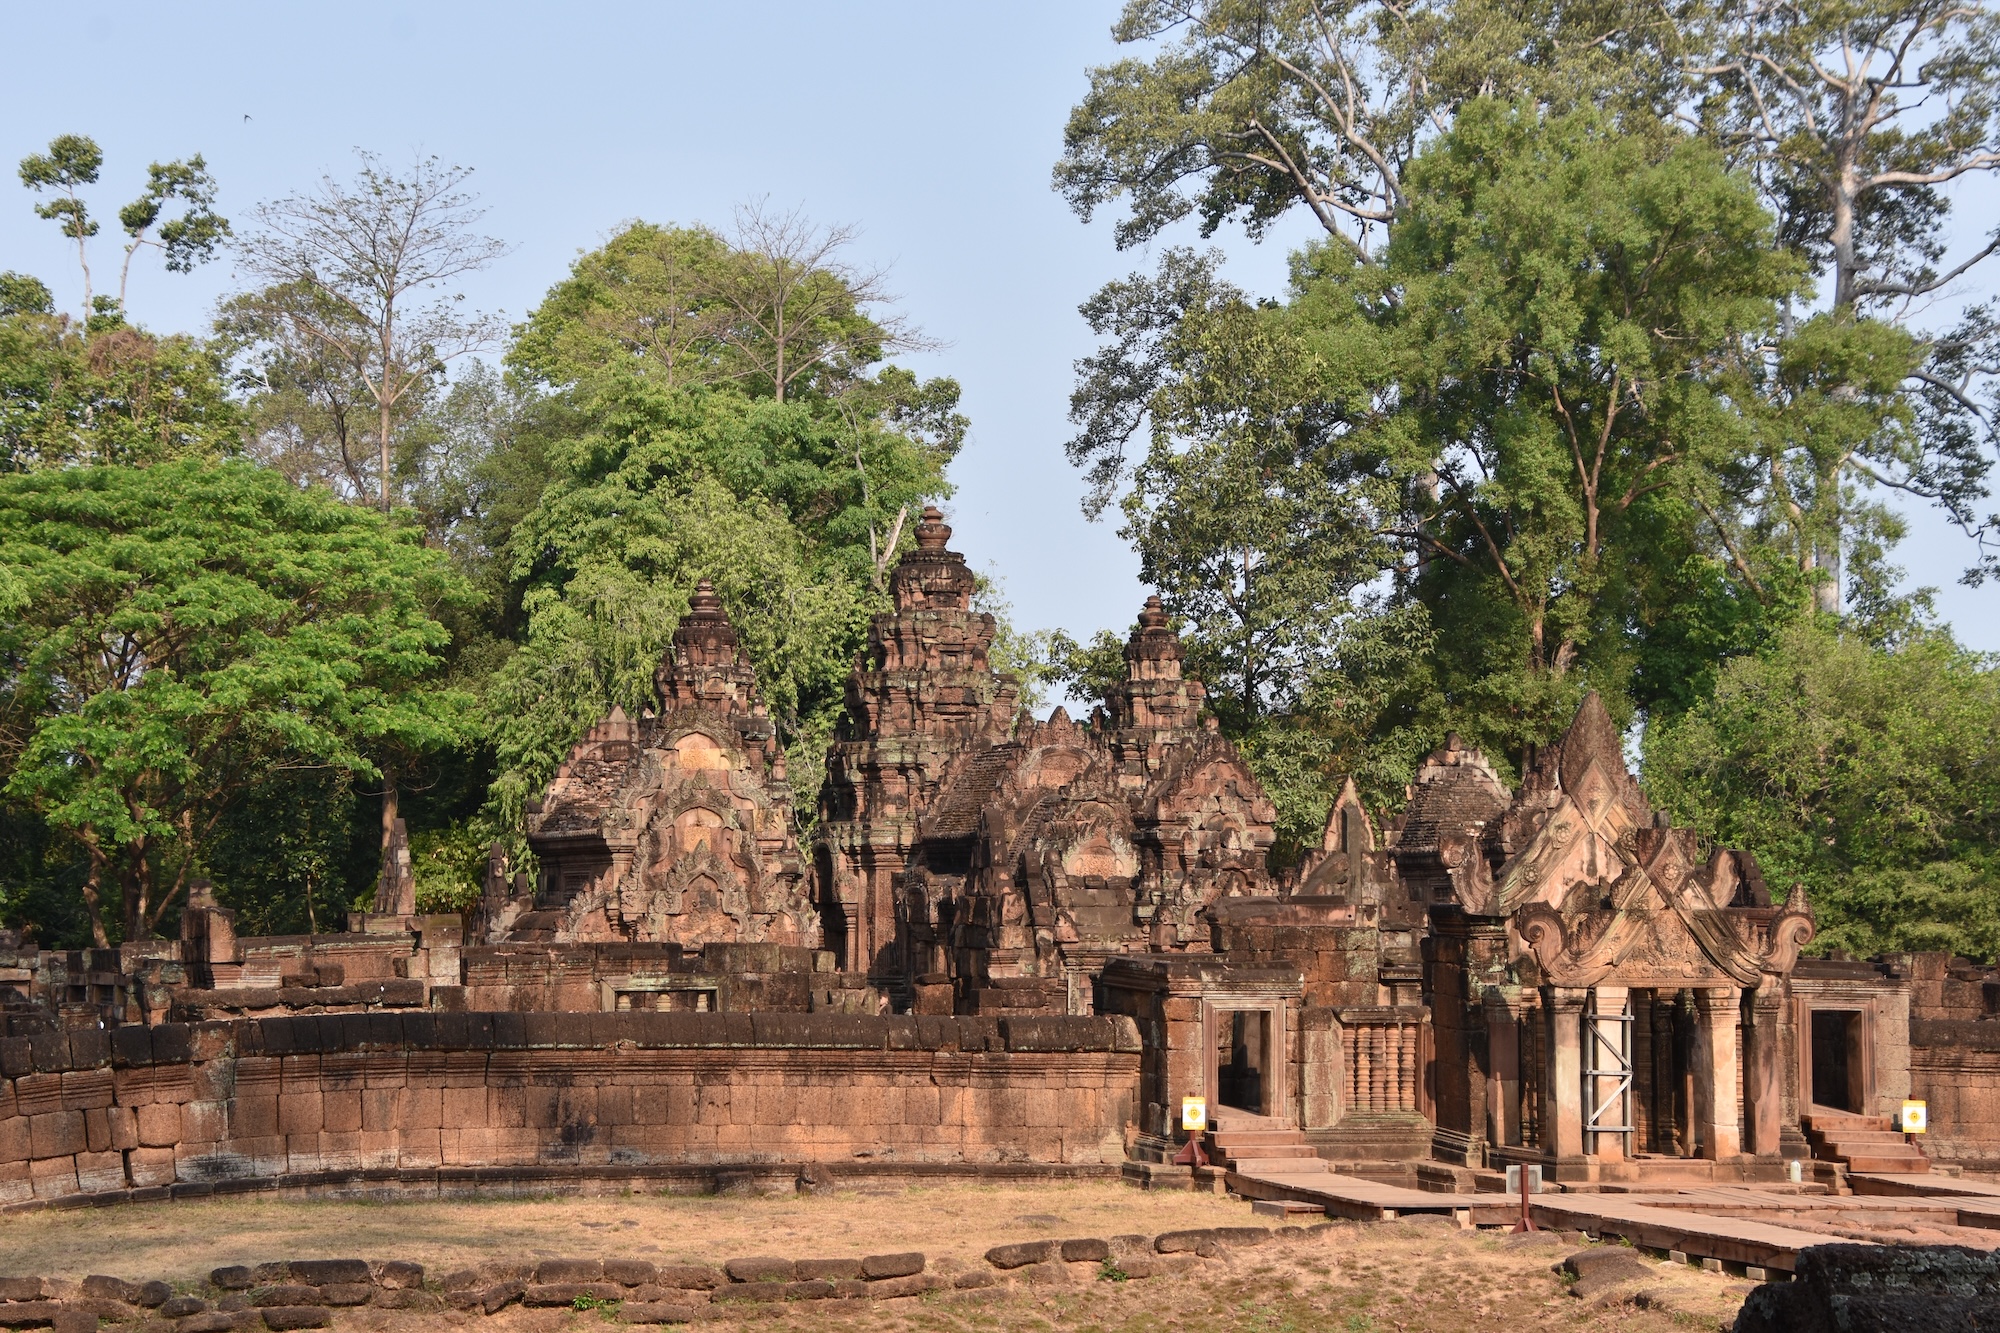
[891,505,976,612]
[915,505,951,550]
[688,578,724,616]
[655,579,768,722]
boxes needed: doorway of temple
[1215,1009,1270,1115]
[1810,1009,1861,1111]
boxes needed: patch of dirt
[0,1185,1756,1332]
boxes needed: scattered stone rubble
[0,1219,1343,1328]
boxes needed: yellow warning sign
[1900,1100,1928,1134]
[1181,1097,1208,1131]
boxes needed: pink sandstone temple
[3,506,1996,1208]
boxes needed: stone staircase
[1802,1110,1930,1175]
[1206,1108,1331,1177]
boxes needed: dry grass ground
[0,1182,1755,1332]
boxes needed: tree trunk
[80,851,111,949]
[380,767,400,867]
[379,395,394,513]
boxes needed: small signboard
[1181,1096,1208,1132]
[1900,1100,1928,1134]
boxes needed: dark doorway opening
[818,897,847,972]
[1810,1010,1859,1110]
[1215,1009,1269,1114]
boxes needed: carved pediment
[1512,857,1815,989]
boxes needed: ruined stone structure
[500,580,817,952]
[5,505,1999,1211]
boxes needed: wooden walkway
[1850,1172,2000,1199]
[1226,1169,2000,1273]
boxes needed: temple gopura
[3,507,1997,1207]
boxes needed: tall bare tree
[238,153,507,513]
[1691,0,2000,597]
[703,200,930,402]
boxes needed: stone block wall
[0,1012,1141,1208]
[1909,1020,2000,1171]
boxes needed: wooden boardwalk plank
[1226,1166,1884,1270]
[1850,1172,2000,1199]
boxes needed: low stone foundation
[0,1012,1141,1209]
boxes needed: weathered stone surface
[859,1253,924,1280]
[132,1280,170,1309]
[712,1282,786,1304]
[1212,1227,1273,1247]
[248,1287,319,1309]
[372,1290,441,1311]
[315,1284,373,1307]
[793,1259,862,1282]
[723,1258,793,1285]
[208,1268,255,1291]
[1153,1230,1216,1254]
[984,1242,1055,1270]
[287,1261,368,1288]
[533,1260,602,1285]
[1735,1244,2000,1333]
[652,1266,724,1292]
[159,1297,209,1318]
[0,1278,43,1302]
[523,1284,625,1307]
[1557,1249,1651,1300]
[1059,1239,1110,1263]
[373,1261,424,1290]
[618,1304,700,1325]
[259,1309,329,1332]
[0,1303,62,1329]
[602,1260,657,1287]
[177,1315,241,1333]
[867,1274,944,1299]
[952,1271,999,1290]
[80,1275,134,1302]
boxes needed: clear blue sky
[4,1,1993,661]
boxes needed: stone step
[1842,1154,1929,1174]
[1228,1157,1332,1175]
[1816,1130,1912,1148]
[1210,1130,1314,1147]
[1216,1146,1321,1163]
[1803,1113,1895,1133]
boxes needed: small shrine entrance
[1213,1007,1274,1115]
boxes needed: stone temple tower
[815,507,1019,982]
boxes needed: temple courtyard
[0,1180,1761,1331]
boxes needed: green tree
[1689,0,2000,594]
[485,217,967,842]
[237,153,507,514]
[1,304,242,470]
[0,460,475,944]
[17,133,228,325]
[1645,618,2000,961]
[1384,102,1802,749]
[1055,0,1683,257]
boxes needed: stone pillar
[1692,986,1743,1160]
[1541,988,1588,1161]
[1587,985,1630,1161]
[1743,986,1784,1157]
[1486,999,1522,1148]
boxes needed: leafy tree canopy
[484,219,967,843]
[1,304,242,471]
[1646,618,2000,961]
[0,459,475,944]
